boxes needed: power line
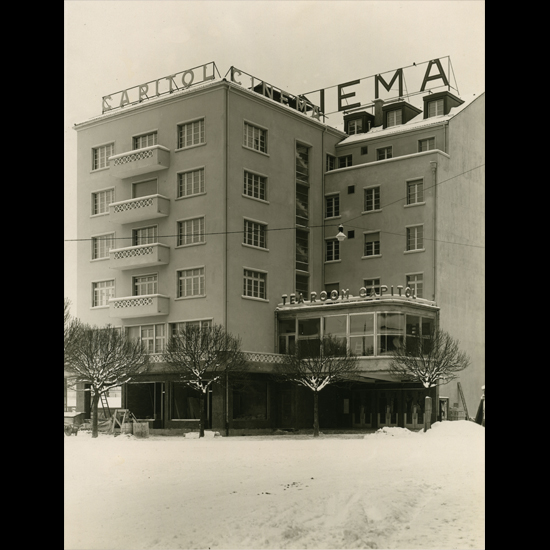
[64,163,484,249]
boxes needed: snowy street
[64,421,484,550]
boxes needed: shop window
[323,315,347,347]
[349,313,374,356]
[232,380,268,420]
[278,318,296,355]
[171,383,201,419]
[297,318,320,357]
[377,312,404,355]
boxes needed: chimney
[373,98,384,127]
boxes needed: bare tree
[65,324,151,438]
[388,327,471,389]
[275,335,359,437]
[64,298,82,369]
[162,323,247,437]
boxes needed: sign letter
[338,80,361,111]
[421,59,449,91]
[375,69,403,99]
[181,70,195,88]
[119,90,130,108]
[102,95,112,112]
[139,84,149,102]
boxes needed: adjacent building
[70,63,484,433]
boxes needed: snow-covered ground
[64,421,484,550]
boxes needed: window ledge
[90,213,110,218]
[90,257,110,262]
[325,259,342,264]
[361,209,382,215]
[175,142,206,153]
[404,202,426,208]
[175,192,207,201]
[175,295,206,301]
[241,295,269,303]
[361,255,382,260]
[242,194,269,204]
[324,215,342,221]
[242,145,269,157]
[175,241,206,249]
[90,167,110,174]
[90,305,110,310]
[404,249,426,254]
[242,243,269,252]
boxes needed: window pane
[324,315,347,336]
[298,318,320,337]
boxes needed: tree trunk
[199,392,205,438]
[91,393,100,438]
[424,395,432,432]
[313,391,319,437]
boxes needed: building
[70,61,484,433]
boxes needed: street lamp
[335,224,347,242]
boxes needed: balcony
[109,243,170,271]
[109,294,170,319]
[109,145,170,179]
[109,194,170,225]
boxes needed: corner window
[92,143,114,170]
[244,122,267,153]
[177,119,205,149]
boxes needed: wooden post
[424,396,432,432]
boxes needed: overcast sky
[64,0,485,313]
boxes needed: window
[297,318,320,357]
[243,269,266,300]
[177,268,205,298]
[407,179,424,204]
[349,313,374,356]
[243,171,266,201]
[233,380,268,421]
[406,314,433,354]
[386,109,402,127]
[348,185,355,194]
[278,319,296,355]
[177,217,205,246]
[325,195,340,218]
[428,99,444,118]
[325,239,340,262]
[324,282,339,296]
[92,189,114,215]
[406,225,424,251]
[296,184,309,226]
[338,155,352,168]
[244,122,267,153]
[296,274,309,297]
[133,132,157,150]
[364,232,380,257]
[296,229,309,272]
[348,119,363,135]
[132,179,157,199]
[92,233,115,260]
[418,138,435,152]
[406,274,424,298]
[323,315,347,347]
[132,226,157,246]
[178,168,205,198]
[363,278,381,296]
[348,230,355,239]
[171,383,201,419]
[244,220,267,249]
[296,144,309,185]
[376,147,392,161]
[133,274,157,296]
[92,280,115,307]
[170,319,212,338]
[360,146,368,155]
[92,143,114,170]
[127,324,165,354]
[364,187,381,212]
[326,154,335,172]
[177,119,205,149]
[377,312,404,355]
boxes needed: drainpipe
[430,161,437,301]
[321,126,326,291]
[224,81,230,436]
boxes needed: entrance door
[126,382,165,429]
[352,390,373,428]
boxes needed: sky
[64,0,485,315]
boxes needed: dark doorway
[126,382,164,428]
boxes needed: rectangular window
[244,220,267,249]
[406,274,424,298]
[178,168,205,198]
[278,319,296,355]
[177,119,205,149]
[348,119,363,135]
[296,144,309,185]
[323,315,347,347]
[407,179,424,204]
[133,132,157,150]
[92,189,114,215]
[132,179,157,199]
[296,184,309,227]
[296,274,309,297]
[170,319,212,338]
[377,312,404,355]
[243,171,267,201]
[133,274,157,296]
[296,229,309,272]
[326,154,335,172]
[386,110,402,127]
[92,233,115,259]
[243,269,266,300]
[132,226,157,246]
[325,239,340,262]
[177,268,205,298]
[92,280,115,307]
[177,217,205,246]
[364,187,381,212]
[338,155,352,168]
[244,122,267,153]
[92,143,114,170]
[360,146,368,155]
[349,313,375,356]
[233,379,268,421]
[364,232,380,257]
[363,278,381,295]
[376,147,392,161]
[428,99,444,118]
[418,138,435,152]
[298,318,320,357]
[406,225,424,251]
[171,382,201,419]
[406,314,432,354]
[325,195,340,218]
[137,324,165,354]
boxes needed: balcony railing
[109,243,170,271]
[109,294,170,319]
[109,145,170,178]
[109,194,170,225]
